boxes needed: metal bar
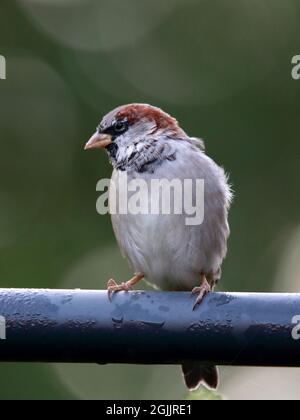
[0,288,299,366]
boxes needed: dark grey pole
[0,288,300,366]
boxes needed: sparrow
[85,103,232,391]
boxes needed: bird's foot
[107,273,144,302]
[107,279,132,301]
[191,277,211,310]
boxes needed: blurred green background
[1,0,300,400]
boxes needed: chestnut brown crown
[113,104,182,132]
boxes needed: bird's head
[84,104,188,170]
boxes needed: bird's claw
[107,278,132,302]
[191,281,211,310]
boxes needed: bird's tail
[181,363,219,391]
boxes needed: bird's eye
[114,121,127,133]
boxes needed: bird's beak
[84,132,112,150]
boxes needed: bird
[85,103,232,391]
